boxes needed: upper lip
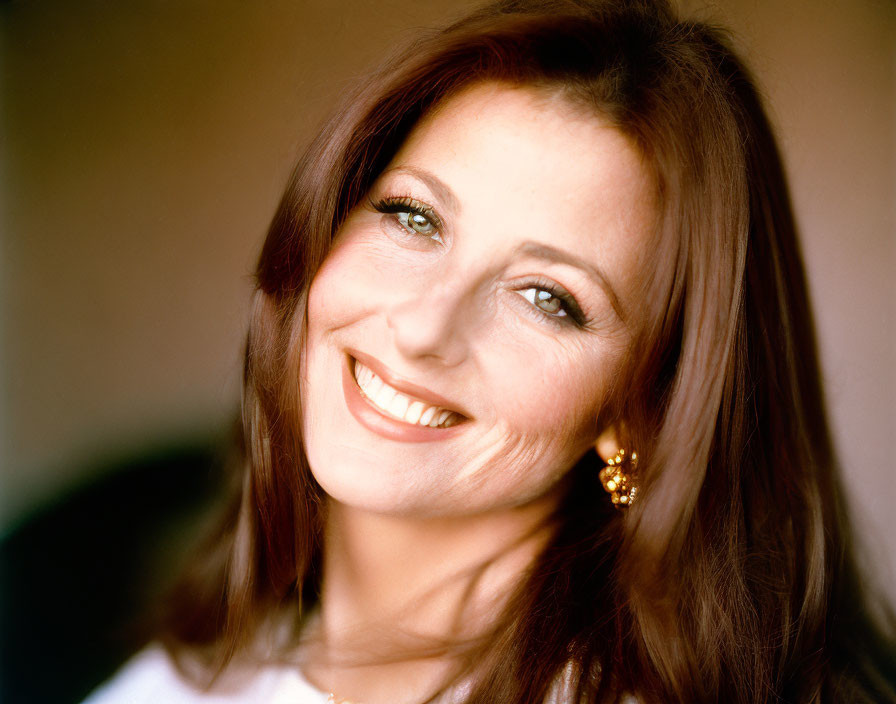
[348,349,472,419]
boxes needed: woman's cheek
[308,237,391,328]
[485,336,609,439]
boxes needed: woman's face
[302,83,657,518]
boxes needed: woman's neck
[302,496,558,703]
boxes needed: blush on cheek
[308,248,377,331]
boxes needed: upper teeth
[353,361,461,428]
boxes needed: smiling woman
[83,1,895,703]
[303,84,650,518]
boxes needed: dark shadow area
[0,439,229,704]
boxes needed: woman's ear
[594,425,622,464]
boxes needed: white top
[83,645,634,703]
[82,647,330,704]
[82,647,475,704]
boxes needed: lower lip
[341,357,466,443]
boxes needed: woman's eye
[520,288,568,318]
[396,210,443,243]
[372,197,444,244]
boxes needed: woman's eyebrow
[516,241,626,322]
[381,165,460,215]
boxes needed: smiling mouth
[351,358,465,429]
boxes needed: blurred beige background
[2,0,894,596]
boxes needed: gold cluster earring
[599,449,638,507]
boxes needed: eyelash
[372,196,444,241]
[370,195,587,328]
[517,278,587,327]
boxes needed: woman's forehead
[390,82,654,215]
[380,82,660,310]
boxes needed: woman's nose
[386,275,473,367]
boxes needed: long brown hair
[164,1,896,701]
